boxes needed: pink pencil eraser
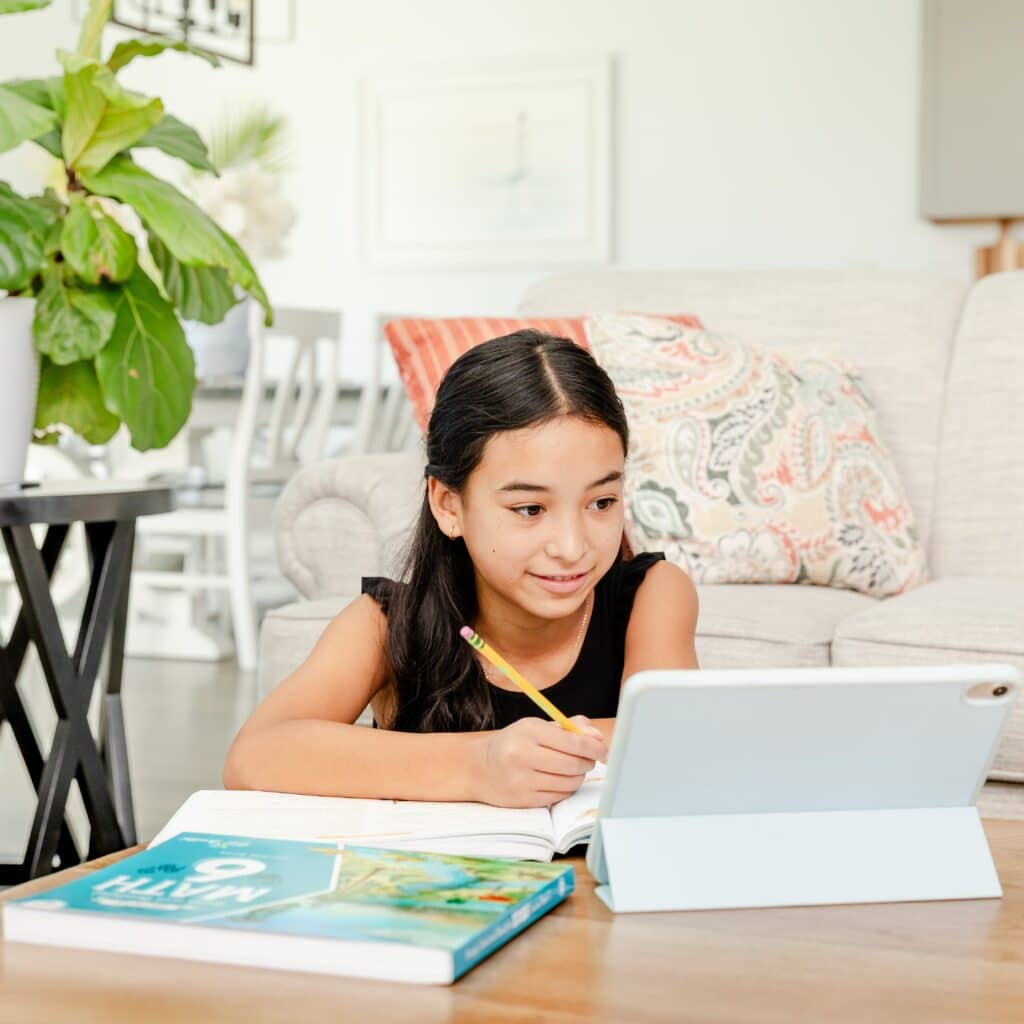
[459,626,473,639]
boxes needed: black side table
[0,481,173,883]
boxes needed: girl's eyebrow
[497,470,623,493]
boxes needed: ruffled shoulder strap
[606,551,666,621]
[361,576,398,614]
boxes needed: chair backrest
[226,304,343,501]
[349,312,421,456]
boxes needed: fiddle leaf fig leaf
[0,179,57,290]
[33,263,117,364]
[3,78,68,158]
[107,37,220,73]
[95,266,196,450]
[135,114,216,174]
[149,233,237,324]
[81,155,271,322]
[34,357,120,446]
[0,1,53,14]
[60,52,163,174]
[0,84,58,155]
[62,193,137,283]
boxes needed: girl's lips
[530,570,589,594]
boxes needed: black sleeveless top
[361,552,665,730]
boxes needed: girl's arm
[590,560,701,747]
[223,595,486,801]
[223,595,606,805]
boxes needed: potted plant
[0,0,271,484]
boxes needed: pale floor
[1,653,256,865]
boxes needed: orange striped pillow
[385,315,703,431]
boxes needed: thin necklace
[478,591,592,687]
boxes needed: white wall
[0,0,997,381]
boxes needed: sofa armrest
[273,451,424,600]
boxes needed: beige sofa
[260,270,1024,816]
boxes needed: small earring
[449,523,458,540]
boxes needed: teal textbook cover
[3,834,575,984]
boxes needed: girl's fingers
[530,747,596,777]
[532,770,587,796]
[536,724,608,763]
[569,714,605,741]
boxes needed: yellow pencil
[459,625,585,734]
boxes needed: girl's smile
[529,569,592,595]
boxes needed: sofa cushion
[832,577,1024,781]
[586,312,928,598]
[273,452,424,601]
[930,271,1024,579]
[695,583,875,668]
[258,595,375,727]
[258,597,351,698]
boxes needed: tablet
[587,663,1020,911]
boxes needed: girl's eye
[511,497,618,519]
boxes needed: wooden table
[3,820,1024,1023]
[0,481,173,885]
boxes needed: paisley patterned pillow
[584,313,928,597]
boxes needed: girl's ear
[427,476,463,539]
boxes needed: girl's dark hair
[379,329,629,733]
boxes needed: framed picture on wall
[361,54,612,269]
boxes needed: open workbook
[151,769,604,862]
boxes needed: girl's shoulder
[601,552,698,647]
[620,555,700,672]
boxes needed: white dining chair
[349,312,422,456]
[129,305,343,672]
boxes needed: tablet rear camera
[965,681,1013,703]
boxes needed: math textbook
[3,833,574,984]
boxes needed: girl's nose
[544,519,586,564]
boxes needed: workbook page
[149,791,382,847]
[550,767,605,853]
[150,790,558,861]
[385,799,554,844]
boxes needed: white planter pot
[183,298,252,381]
[0,296,38,486]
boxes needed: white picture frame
[361,54,612,269]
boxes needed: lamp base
[975,219,1024,278]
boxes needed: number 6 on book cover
[587,666,1019,913]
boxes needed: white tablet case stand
[588,665,1019,913]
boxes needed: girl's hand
[475,715,609,808]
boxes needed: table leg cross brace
[0,520,137,883]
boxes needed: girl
[224,330,699,808]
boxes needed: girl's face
[433,415,626,623]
